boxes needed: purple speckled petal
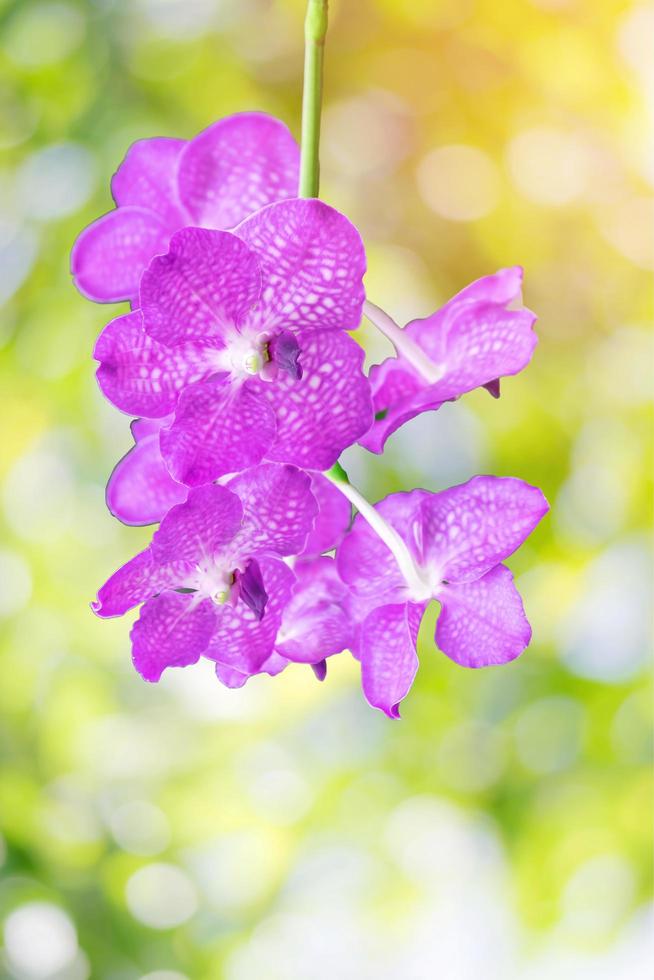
[178,112,300,229]
[215,650,289,689]
[92,548,194,618]
[361,267,536,453]
[111,136,187,227]
[140,227,262,347]
[407,267,526,362]
[160,376,276,486]
[94,311,214,418]
[337,490,428,601]
[420,475,549,584]
[299,473,352,558]
[359,359,433,454]
[405,303,537,402]
[227,463,317,557]
[107,421,188,527]
[436,564,531,667]
[235,199,366,331]
[71,207,171,304]
[152,484,243,564]
[263,330,373,470]
[131,592,216,682]
[276,556,352,663]
[449,266,524,306]
[204,557,295,673]
[360,602,426,719]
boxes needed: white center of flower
[186,559,235,606]
[217,328,272,380]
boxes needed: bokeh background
[0,0,652,977]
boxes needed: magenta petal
[92,548,193,618]
[106,424,188,526]
[264,330,373,470]
[111,136,187,227]
[311,660,328,681]
[139,227,262,347]
[178,112,300,229]
[436,564,531,667]
[227,463,317,557]
[337,490,427,601]
[215,651,289,688]
[94,311,213,418]
[235,199,366,332]
[71,207,171,304]
[407,268,526,361]
[131,592,216,682]
[152,483,243,564]
[361,267,536,453]
[406,303,538,402]
[420,475,549,583]
[276,557,352,663]
[359,359,431,454]
[161,377,276,486]
[205,557,295,673]
[451,266,524,305]
[299,473,352,558]
[214,662,250,689]
[360,602,426,718]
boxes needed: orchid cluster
[74,110,548,718]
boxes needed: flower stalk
[363,300,444,384]
[324,463,428,598]
[299,0,328,198]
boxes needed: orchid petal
[94,311,213,418]
[419,475,549,583]
[71,207,171,304]
[131,592,216,682]
[436,564,531,667]
[360,360,433,454]
[360,602,426,718]
[215,651,289,689]
[449,266,524,306]
[235,199,366,332]
[111,136,187,227]
[152,484,243,564]
[178,113,300,229]
[160,376,276,486]
[263,330,373,470]
[275,557,352,663]
[406,302,537,402]
[227,463,317,557]
[106,421,188,527]
[92,548,193,618]
[140,227,262,347]
[299,473,352,558]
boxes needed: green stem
[299,0,328,198]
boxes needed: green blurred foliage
[0,0,651,977]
